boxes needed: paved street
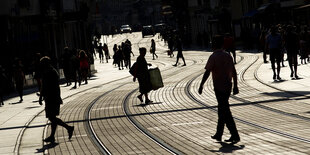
[1,33,310,155]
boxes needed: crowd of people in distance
[62,48,91,89]
[261,24,310,80]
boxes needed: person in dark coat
[133,48,152,104]
[39,56,74,143]
[13,58,25,103]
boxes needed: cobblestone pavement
[1,32,310,154]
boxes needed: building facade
[0,0,93,90]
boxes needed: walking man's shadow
[36,143,59,153]
[210,142,245,153]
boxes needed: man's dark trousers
[214,90,239,138]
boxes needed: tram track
[15,33,159,154]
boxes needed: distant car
[154,23,166,33]
[142,25,155,38]
[120,25,132,34]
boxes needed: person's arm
[265,36,269,52]
[232,66,239,95]
[198,70,210,94]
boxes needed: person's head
[212,35,224,50]
[139,47,147,56]
[40,56,51,68]
[270,26,277,35]
[286,25,292,33]
[99,43,102,46]
[79,50,87,58]
[151,39,154,43]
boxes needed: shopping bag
[129,62,137,76]
[148,67,164,90]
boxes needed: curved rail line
[85,50,200,154]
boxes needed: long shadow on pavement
[209,142,245,153]
[36,143,59,153]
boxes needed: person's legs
[144,93,151,104]
[181,56,186,66]
[47,116,74,142]
[287,54,294,77]
[276,53,281,79]
[16,84,23,102]
[173,56,179,66]
[270,50,276,79]
[263,50,268,63]
[293,54,298,78]
[213,91,226,141]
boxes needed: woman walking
[133,48,152,104]
[39,56,74,143]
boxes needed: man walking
[198,35,240,144]
[266,26,283,80]
[284,25,300,79]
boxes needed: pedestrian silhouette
[71,49,81,89]
[97,43,104,63]
[39,56,74,144]
[33,53,42,95]
[259,29,268,63]
[79,50,89,85]
[284,25,300,79]
[266,26,283,80]
[103,43,110,63]
[112,44,118,66]
[62,47,72,86]
[13,58,25,103]
[151,39,158,60]
[198,35,240,144]
[124,39,134,69]
[133,48,152,104]
[173,38,186,66]
[0,65,7,106]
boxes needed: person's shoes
[85,81,88,84]
[182,64,186,66]
[295,75,299,79]
[72,86,77,89]
[264,60,268,63]
[211,135,222,142]
[145,100,152,104]
[43,136,55,143]
[277,75,281,80]
[19,99,23,103]
[137,95,143,103]
[273,74,276,80]
[224,136,240,144]
[290,72,294,78]
[173,64,177,67]
[68,126,74,140]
